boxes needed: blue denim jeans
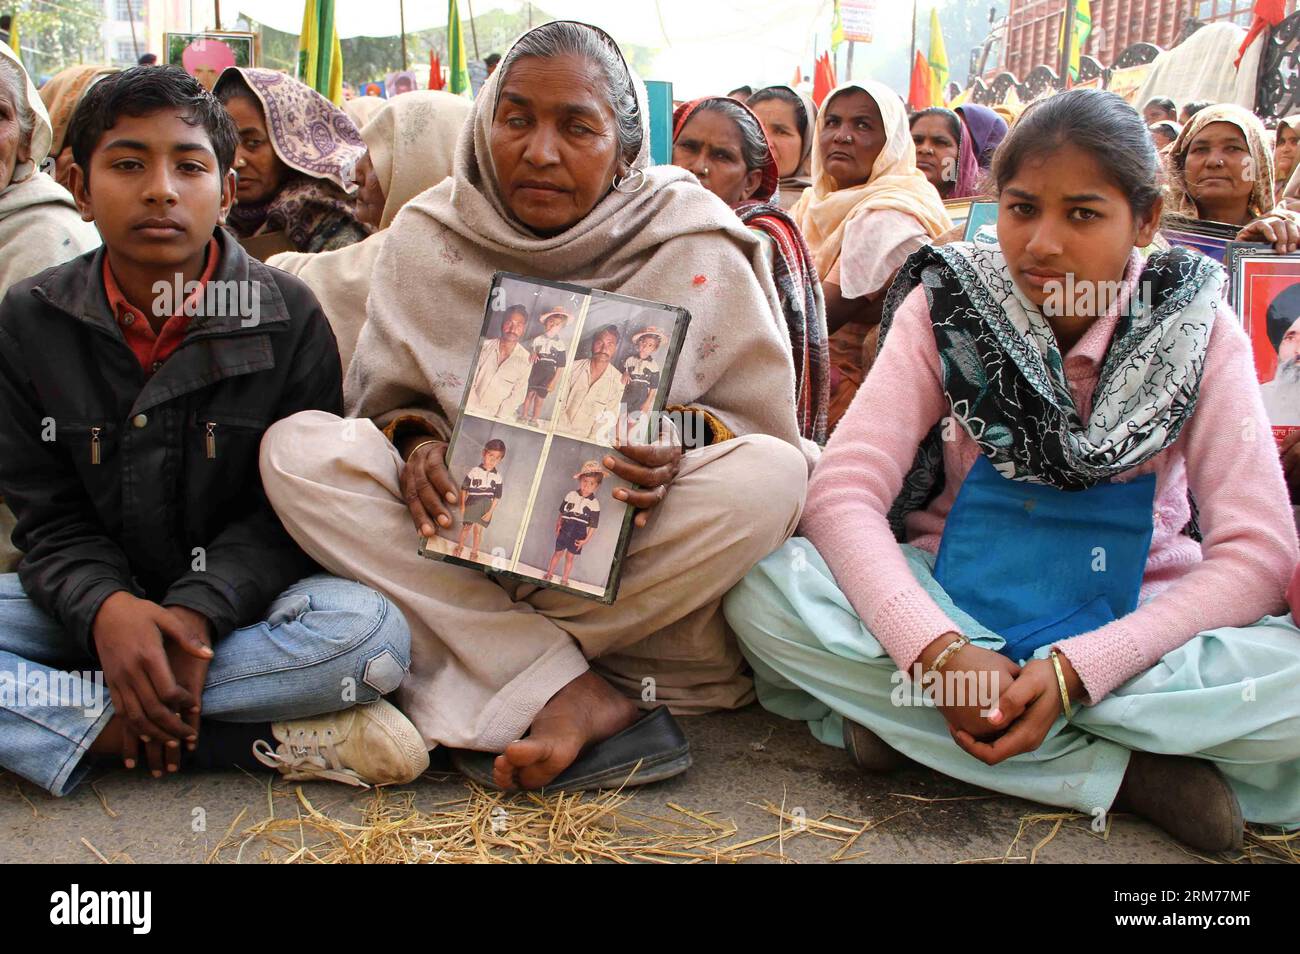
[0,573,411,796]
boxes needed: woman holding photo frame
[261,21,808,793]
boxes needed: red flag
[1236,0,1286,68]
[429,51,444,90]
[792,65,803,87]
[908,50,934,111]
[812,52,837,107]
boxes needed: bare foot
[492,669,638,789]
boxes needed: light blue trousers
[0,573,411,796]
[722,540,1300,827]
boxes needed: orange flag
[429,51,444,90]
[812,52,837,107]
[908,49,934,111]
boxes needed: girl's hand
[918,636,1019,740]
[608,415,682,529]
[950,657,1075,765]
[1237,214,1300,253]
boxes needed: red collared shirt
[102,238,220,376]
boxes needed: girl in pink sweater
[724,89,1300,854]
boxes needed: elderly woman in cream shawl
[792,81,952,429]
[0,44,100,298]
[0,44,100,573]
[268,90,471,373]
[261,21,807,792]
[1165,103,1300,252]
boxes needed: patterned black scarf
[877,239,1222,538]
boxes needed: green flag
[297,0,343,104]
[448,0,470,96]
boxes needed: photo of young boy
[424,417,544,571]
[519,308,571,427]
[621,325,665,421]
[454,438,507,561]
[512,435,632,596]
[544,460,606,587]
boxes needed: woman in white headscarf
[0,43,100,298]
[260,20,807,793]
[0,44,100,573]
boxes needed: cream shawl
[268,91,470,372]
[790,81,951,279]
[0,43,100,297]
[345,22,803,460]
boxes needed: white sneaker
[252,699,429,788]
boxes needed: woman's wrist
[399,435,443,461]
[1050,649,1087,702]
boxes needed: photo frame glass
[1226,243,1300,446]
[419,273,690,603]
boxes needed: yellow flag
[928,8,949,107]
[6,9,20,64]
[297,0,343,105]
[1057,0,1092,81]
[831,0,844,52]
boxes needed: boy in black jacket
[0,67,426,795]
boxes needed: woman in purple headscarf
[214,68,370,254]
[909,103,1007,200]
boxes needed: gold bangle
[1050,650,1074,720]
[926,635,969,675]
[404,438,439,462]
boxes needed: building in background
[985,0,1298,80]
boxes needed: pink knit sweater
[801,257,1300,702]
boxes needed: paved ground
[0,706,1244,863]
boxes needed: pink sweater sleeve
[801,286,962,671]
[1056,314,1300,701]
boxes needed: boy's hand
[950,656,1080,765]
[399,438,457,537]
[609,415,682,529]
[163,605,214,759]
[92,592,213,770]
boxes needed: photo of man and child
[419,274,688,601]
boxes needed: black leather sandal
[449,706,692,792]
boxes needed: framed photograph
[962,200,998,241]
[943,197,972,233]
[1161,215,1239,265]
[164,31,257,91]
[1226,243,1300,446]
[419,273,691,603]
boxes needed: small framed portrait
[1162,215,1239,265]
[512,436,636,598]
[942,197,972,233]
[962,200,998,242]
[426,272,690,602]
[164,31,257,91]
[1226,242,1300,444]
[419,416,547,572]
[385,70,418,97]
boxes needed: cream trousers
[260,411,806,751]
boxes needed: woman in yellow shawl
[791,81,951,429]
[37,64,117,191]
[1166,103,1299,252]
